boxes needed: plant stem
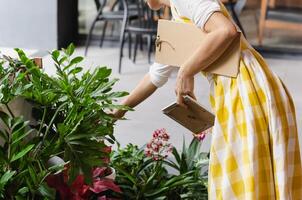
[5,104,14,118]
[7,128,12,170]
[37,107,47,137]
[43,102,67,143]
[33,102,67,156]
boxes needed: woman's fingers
[187,91,197,100]
[175,70,195,108]
[177,92,187,108]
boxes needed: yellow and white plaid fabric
[171,2,302,199]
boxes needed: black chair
[84,0,137,55]
[118,0,159,73]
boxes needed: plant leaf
[0,170,16,185]
[10,144,34,162]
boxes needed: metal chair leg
[110,22,115,37]
[119,33,126,74]
[118,14,128,74]
[100,21,108,47]
[139,35,143,51]
[147,35,152,64]
[128,33,132,59]
[84,16,99,56]
[133,34,139,63]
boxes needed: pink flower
[145,129,173,160]
[194,128,211,141]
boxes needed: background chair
[118,0,160,73]
[84,0,137,55]
[258,0,302,45]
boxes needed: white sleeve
[149,62,176,88]
[189,0,221,30]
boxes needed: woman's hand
[111,109,126,120]
[175,68,196,107]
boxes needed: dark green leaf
[68,67,83,75]
[10,144,34,162]
[38,183,56,199]
[52,50,60,60]
[0,170,16,185]
[17,187,29,195]
[70,56,83,66]
[66,43,75,56]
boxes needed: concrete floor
[2,44,301,154]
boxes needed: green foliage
[165,137,209,199]
[0,111,56,199]
[110,139,209,200]
[0,44,128,198]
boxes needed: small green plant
[110,129,209,200]
[165,136,209,199]
[0,44,128,199]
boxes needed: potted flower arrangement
[110,129,209,199]
[0,44,128,199]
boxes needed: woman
[114,0,302,199]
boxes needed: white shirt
[149,0,221,88]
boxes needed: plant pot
[105,167,116,180]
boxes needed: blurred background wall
[0,0,78,50]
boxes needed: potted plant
[0,44,128,199]
[110,129,209,199]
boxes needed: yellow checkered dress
[171,2,302,200]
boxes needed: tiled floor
[2,44,301,154]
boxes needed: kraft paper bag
[155,20,241,78]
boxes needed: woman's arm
[113,74,157,118]
[181,12,238,76]
[175,12,238,106]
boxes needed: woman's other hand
[175,68,196,108]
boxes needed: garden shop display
[0,45,128,199]
[110,129,209,200]
[0,45,210,199]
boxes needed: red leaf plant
[46,146,122,200]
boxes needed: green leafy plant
[164,136,209,199]
[0,44,128,199]
[110,130,209,200]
